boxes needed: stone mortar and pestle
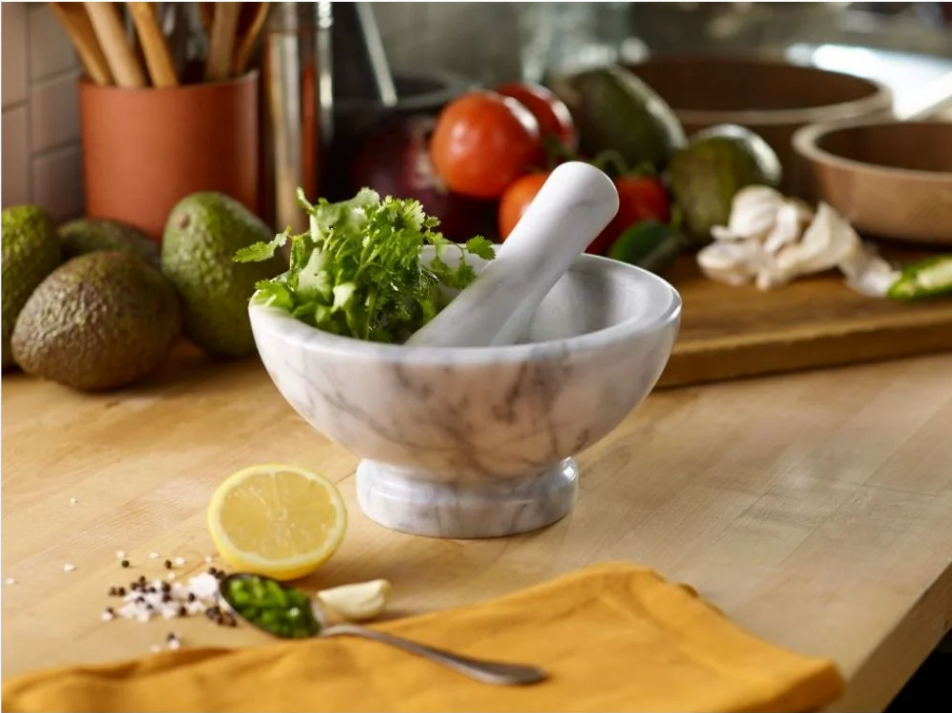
[250,162,682,539]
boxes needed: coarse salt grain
[149,552,159,559]
[116,550,125,559]
[204,556,213,564]
[150,644,161,653]
[167,637,181,651]
[69,498,78,505]
[107,574,224,630]
[4,578,16,585]
[167,572,176,580]
[173,557,185,566]
[187,572,220,600]
[101,609,115,622]
[63,564,76,572]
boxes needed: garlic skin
[316,579,392,621]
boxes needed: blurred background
[4,1,952,224]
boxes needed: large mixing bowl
[250,249,681,539]
[624,55,892,195]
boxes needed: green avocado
[11,251,181,391]
[668,124,783,244]
[1,205,62,369]
[549,65,686,171]
[59,218,160,269]
[161,193,282,358]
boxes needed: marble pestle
[406,161,620,348]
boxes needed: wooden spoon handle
[232,2,269,76]
[84,2,147,88]
[204,2,241,82]
[126,2,178,87]
[48,3,114,86]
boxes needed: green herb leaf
[465,236,495,260]
[236,189,496,343]
[235,227,292,263]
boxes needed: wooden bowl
[793,120,952,246]
[624,56,892,194]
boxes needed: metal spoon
[218,572,547,686]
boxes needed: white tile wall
[2,2,81,221]
[1,2,518,221]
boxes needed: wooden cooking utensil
[204,2,241,82]
[199,2,269,76]
[126,2,178,87]
[84,1,147,88]
[232,3,269,75]
[48,3,114,86]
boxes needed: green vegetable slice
[887,255,952,301]
[236,188,495,343]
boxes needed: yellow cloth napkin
[3,562,844,713]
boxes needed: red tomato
[429,91,544,200]
[498,172,671,254]
[587,176,671,256]
[498,172,550,240]
[496,82,577,151]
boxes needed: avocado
[59,217,160,269]
[668,124,783,244]
[549,65,686,171]
[11,251,181,391]
[161,193,281,358]
[1,205,61,370]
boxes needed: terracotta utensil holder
[79,72,260,241]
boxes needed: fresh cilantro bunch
[235,188,495,343]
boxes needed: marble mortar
[249,248,681,539]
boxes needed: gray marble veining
[250,250,681,539]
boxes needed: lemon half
[207,464,347,581]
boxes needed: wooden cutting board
[657,255,952,389]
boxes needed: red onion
[350,115,497,242]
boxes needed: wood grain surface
[658,257,952,388]
[2,346,950,712]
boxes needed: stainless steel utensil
[218,572,547,687]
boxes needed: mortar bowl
[249,248,681,539]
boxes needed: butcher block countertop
[2,346,951,712]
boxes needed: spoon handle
[322,623,547,686]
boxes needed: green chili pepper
[222,575,321,639]
[607,220,684,276]
[887,255,952,301]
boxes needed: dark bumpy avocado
[550,65,686,170]
[161,192,282,358]
[668,124,783,244]
[11,251,181,391]
[1,205,61,369]
[59,217,160,268]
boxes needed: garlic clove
[763,199,814,254]
[713,185,787,242]
[316,579,392,621]
[775,202,857,276]
[755,259,798,291]
[697,240,764,286]
[838,238,900,298]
